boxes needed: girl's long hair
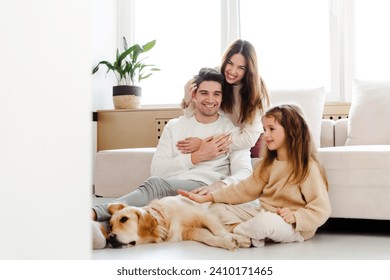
[220,39,270,124]
[259,104,328,188]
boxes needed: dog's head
[107,203,167,248]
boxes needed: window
[355,0,390,80]
[240,0,331,91]
[122,0,389,105]
[133,0,220,105]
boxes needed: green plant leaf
[142,40,156,52]
[123,37,128,50]
[92,37,160,86]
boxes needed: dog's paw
[220,234,239,251]
[231,233,251,248]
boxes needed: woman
[178,39,270,153]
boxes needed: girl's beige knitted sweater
[212,159,332,240]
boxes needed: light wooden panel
[323,102,351,120]
[97,108,183,151]
[97,103,351,151]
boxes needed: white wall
[91,0,117,110]
[0,0,92,259]
[90,0,117,186]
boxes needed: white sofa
[318,119,390,220]
[94,118,390,221]
[95,80,390,221]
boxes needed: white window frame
[117,0,135,46]
[329,0,355,101]
[120,0,359,104]
[221,0,241,53]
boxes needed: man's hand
[178,189,214,203]
[177,137,202,153]
[191,181,226,195]
[91,209,97,221]
[276,207,296,224]
[191,134,231,164]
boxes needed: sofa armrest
[320,119,335,148]
[94,148,156,198]
[334,118,348,146]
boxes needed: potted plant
[92,37,160,109]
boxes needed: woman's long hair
[220,39,270,124]
[259,104,328,188]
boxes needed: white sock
[251,239,265,247]
[92,221,107,249]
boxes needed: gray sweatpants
[93,176,205,221]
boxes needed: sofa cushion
[320,119,335,147]
[318,145,390,220]
[250,133,264,158]
[270,87,326,148]
[346,79,390,145]
[334,118,348,146]
[94,148,155,197]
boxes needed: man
[92,67,252,247]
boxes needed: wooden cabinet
[96,103,350,151]
[96,108,183,151]
[323,102,351,120]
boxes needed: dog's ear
[107,203,127,215]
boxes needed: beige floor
[92,231,390,260]
[92,197,390,260]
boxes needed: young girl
[179,104,331,246]
[178,39,270,154]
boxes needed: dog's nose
[108,233,116,240]
[129,241,136,246]
[107,233,124,249]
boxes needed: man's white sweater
[151,114,252,186]
[181,85,263,150]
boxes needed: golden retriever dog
[106,195,251,250]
